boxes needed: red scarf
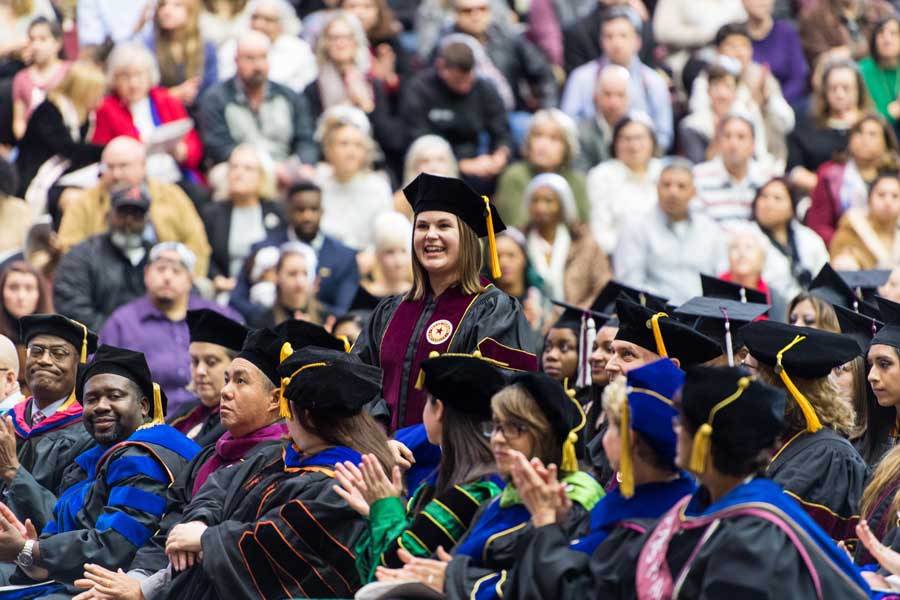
[192,422,287,495]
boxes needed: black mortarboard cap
[278,346,383,414]
[76,344,167,422]
[273,319,347,353]
[674,296,770,354]
[872,296,900,349]
[615,299,723,368]
[507,372,583,452]
[741,321,861,378]
[834,303,883,351]
[403,173,505,238]
[186,309,247,352]
[681,367,786,463]
[550,299,611,332]
[591,281,668,315]
[809,264,859,309]
[839,270,890,303]
[421,354,508,418]
[20,314,98,363]
[236,328,283,385]
[700,274,768,305]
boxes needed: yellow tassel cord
[336,335,351,353]
[688,377,751,474]
[775,335,822,433]
[648,313,669,358]
[560,381,587,473]
[76,320,88,363]
[415,351,441,391]
[279,362,327,420]
[618,391,634,498]
[151,383,164,424]
[482,196,501,279]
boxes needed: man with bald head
[576,64,631,169]
[198,29,317,184]
[0,335,22,413]
[57,136,211,277]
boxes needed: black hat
[235,328,284,386]
[808,264,877,314]
[20,314,98,363]
[840,270,890,303]
[349,286,382,313]
[273,319,348,353]
[834,303,883,351]
[674,296,769,356]
[507,371,584,472]
[872,296,900,349]
[591,280,668,315]
[550,300,611,332]
[700,274,768,305]
[403,173,505,238]
[615,299,723,368]
[76,344,166,423]
[110,184,150,212]
[421,354,508,418]
[681,367,785,473]
[186,309,247,352]
[278,346,383,416]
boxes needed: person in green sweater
[333,352,507,583]
[494,109,590,227]
[859,16,900,126]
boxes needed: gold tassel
[560,382,586,473]
[279,377,292,420]
[336,335,351,353]
[688,377,751,474]
[775,336,822,433]
[151,383,164,424]
[414,368,426,390]
[76,320,88,363]
[619,395,634,498]
[482,196,501,279]
[647,313,669,358]
[279,342,294,364]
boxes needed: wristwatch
[16,540,34,568]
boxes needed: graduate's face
[422,397,444,445]
[414,211,461,277]
[220,359,279,438]
[788,299,819,329]
[601,415,621,471]
[489,410,534,476]
[606,340,659,377]
[590,326,618,386]
[25,335,78,403]
[189,342,232,408]
[868,345,900,408]
[82,373,149,444]
[542,328,579,382]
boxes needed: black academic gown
[354,283,537,431]
[9,425,198,587]
[3,397,95,531]
[767,428,867,545]
[166,402,225,448]
[159,444,368,600]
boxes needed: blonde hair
[154,0,205,87]
[601,375,627,428]
[861,444,900,537]
[403,135,459,186]
[406,216,485,301]
[524,109,579,168]
[229,144,276,199]
[315,11,370,70]
[11,0,32,16]
[48,60,107,123]
[756,363,856,435]
[320,119,376,173]
[491,384,560,468]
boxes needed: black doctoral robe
[166,402,225,448]
[159,444,369,600]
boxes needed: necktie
[32,410,46,425]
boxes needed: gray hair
[526,109,580,167]
[278,241,318,289]
[106,42,161,88]
[403,135,459,185]
[524,173,577,225]
[149,242,196,274]
[373,212,413,253]
[251,0,301,37]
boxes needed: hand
[858,519,900,577]
[509,452,566,527]
[74,564,144,600]
[212,275,236,293]
[788,166,818,192]
[359,454,403,504]
[166,521,207,556]
[168,77,201,106]
[393,547,451,592]
[0,511,26,561]
[332,461,371,517]
[0,416,20,482]
[171,141,188,163]
[168,550,199,573]
[372,43,398,86]
[458,156,492,178]
[387,439,415,472]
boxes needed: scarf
[843,207,900,268]
[317,62,374,111]
[527,225,570,301]
[838,160,869,214]
[192,422,287,495]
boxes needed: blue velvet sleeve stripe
[42,521,58,534]
[106,456,168,486]
[96,512,153,548]
[108,486,167,517]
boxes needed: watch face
[17,542,33,567]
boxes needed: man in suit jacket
[228,180,359,321]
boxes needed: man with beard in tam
[0,315,98,531]
[0,345,198,594]
[52,184,156,332]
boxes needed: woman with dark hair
[831,172,900,269]
[11,17,68,141]
[806,113,900,245]
[373,372,604,598]
[0,260,52,345]
[787,291,841,331]
[334,353,505,583]
[353,173,536,431]
[787,60,871,194]
[752,177,829,301]
[859,15,900,127]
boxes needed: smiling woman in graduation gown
[353,173,537,431]
[741,320,868,545]
[160,345,396,600]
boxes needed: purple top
[751,20,809,105]
[99,296,243,415]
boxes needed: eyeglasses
[481,420,528,440]
[27,345,73,362]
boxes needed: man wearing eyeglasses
[0,315,98,530]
